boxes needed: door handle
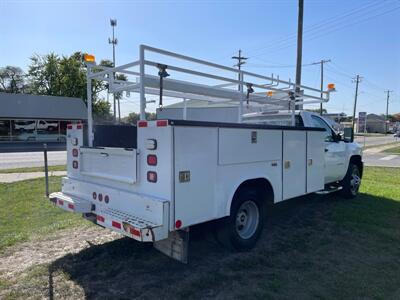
[325,149,328,152]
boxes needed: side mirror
[343,128,354,142]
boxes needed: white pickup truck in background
[48,45,363,263]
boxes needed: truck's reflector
[104,195,110,203]
[58,199,64,206]
[147,154,157,166]
[112,221,121,229]
[130,227,141,237]
[72,160,78,169]
[92,192,97,200]
[67,124,73,129]
[175,220,182,229]
[156,120,168,127]
[138,120,148,127]
[96,215,105,222]
[98,193,103,202]
[68,203,74,210]
[77,124,83,129]
[72,149,79,157]
[147,171,157,183]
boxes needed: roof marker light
[138,120,148,127]
[157,120,168,127]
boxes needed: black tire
[215,187,265,251]
[340,163,361,199]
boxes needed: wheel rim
[235,200,259,239]
[350,168,361,195]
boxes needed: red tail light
[92,192,97,200]
[175,220,182,229]
[98,193,103,202]
[96,215,105,222]
[156,120,168,127]
[147,171,157,183]
[104,195,110,203]
[58,199,64,206]
[72,160,78,169]
[72,148,78,157]
[67,124,73,129]
[112,221,121,229]
[138,120,148,127]
[147,154,157,166]
[68,203,74,210]
[77,124,82,129]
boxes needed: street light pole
[109,19,118,123]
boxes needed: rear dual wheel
[216,187,265,251]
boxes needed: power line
[250,4,400,57]
[246,1,387,57]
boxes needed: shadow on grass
[48,193,400,299]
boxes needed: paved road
[0,142,66,153]
[355,135,399,147]
[363,151,400,167]
[0,151,67,170]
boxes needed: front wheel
[340,163,361,198]
[215,187,265,251]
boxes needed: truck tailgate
[79,147,137,184]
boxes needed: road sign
[358,112,367,133]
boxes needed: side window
[311,116,333,142]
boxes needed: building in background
[0,92,87,144]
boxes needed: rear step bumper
[49,192,168,242]
[50,192,93,213]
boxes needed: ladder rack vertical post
[183,98,187,120]
[139,45,146,120]
[238,71,244,123]
[87,67,93,147]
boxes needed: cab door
[310,116,346,184]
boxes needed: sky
[1,0,399,117]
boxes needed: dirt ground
[1,193,399,300]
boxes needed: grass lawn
[0,165,66,174]
[0,167,399,299]
[383,146,400,154]
[0,177,86,252]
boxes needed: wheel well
[350,155,363,178]
[234,178,274,205]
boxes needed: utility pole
[311,59,331,115]
[232,50,248,91]
[385,90,393,135]
[295,0,304,110]
[108,19,118,123]
[351,75,362,132]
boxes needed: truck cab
[242,110,363,186]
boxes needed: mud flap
[153,229,189,264]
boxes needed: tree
[123,112,156,124]
[27,52,117,122]
[0,66,27,93]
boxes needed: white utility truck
[49,46,363,263]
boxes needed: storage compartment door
[307,131,325,193]
[282,131,306,200]
[174,127,218,228]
